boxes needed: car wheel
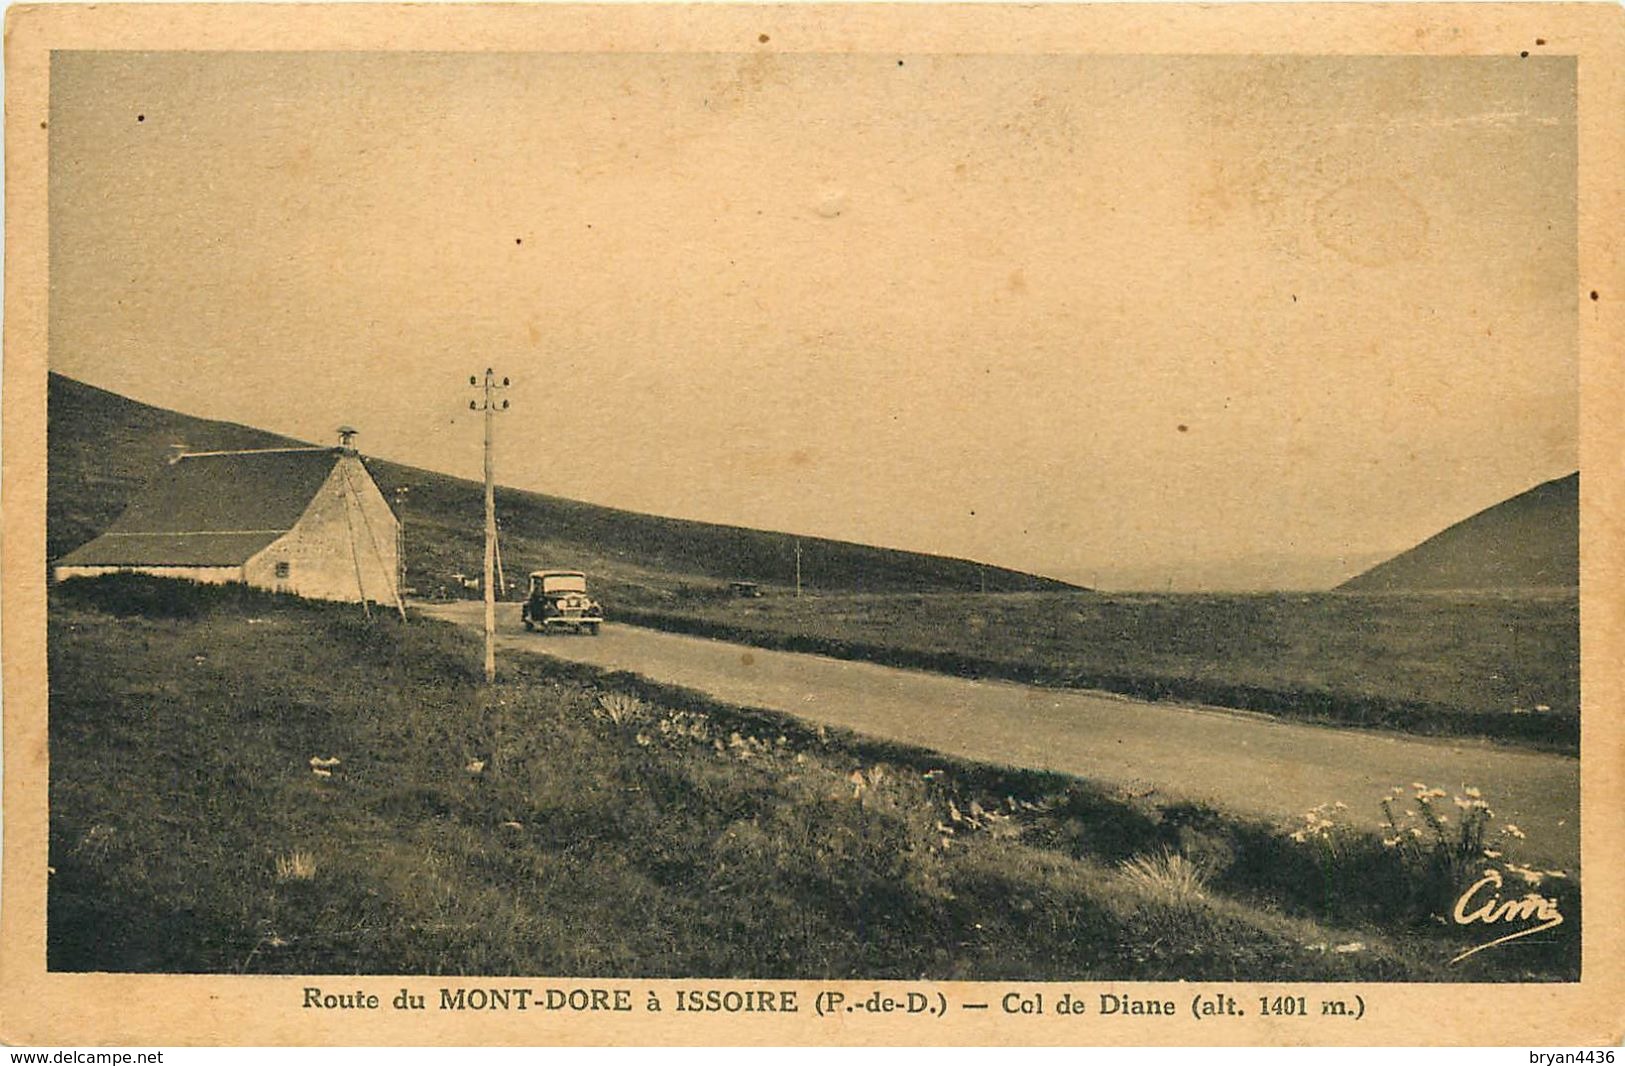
[587,623,601,636]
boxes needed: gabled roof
[56,448,344,568]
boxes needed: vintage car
[521,570,603,635]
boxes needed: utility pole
[470,369,510,683]
[794,539,803,598]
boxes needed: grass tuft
[275,850,318,882]
[1118,849,1208,911]
[593,692,650,727]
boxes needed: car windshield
[541,575,587,594]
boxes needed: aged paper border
[4,2,1622,1047]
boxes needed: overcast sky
[49,52,1577,589]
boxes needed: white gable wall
[243,456,399,604]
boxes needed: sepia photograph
[3,2,1622,1048]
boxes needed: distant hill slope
[1339,473,1578,592]
[47,373,1078,598]
[47,374,305,562]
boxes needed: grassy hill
[47,373,1077,599]
[47,374,305,563]
[1341,473,1579,592]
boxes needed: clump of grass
[275,850,317,882]
[1118,849,1207,910]
[592,692,648,726]
[1111,849,1215,960]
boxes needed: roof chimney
[336,426,359,453]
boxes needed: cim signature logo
[1450,867,1564,964]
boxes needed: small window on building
[274,561,291,579]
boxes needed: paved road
[418,602,1580,869]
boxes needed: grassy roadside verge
[610,591,1579,752]
[48,577,1577,979]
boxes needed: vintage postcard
[3,1,1622,1048]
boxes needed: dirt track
[418,602,1580,869]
